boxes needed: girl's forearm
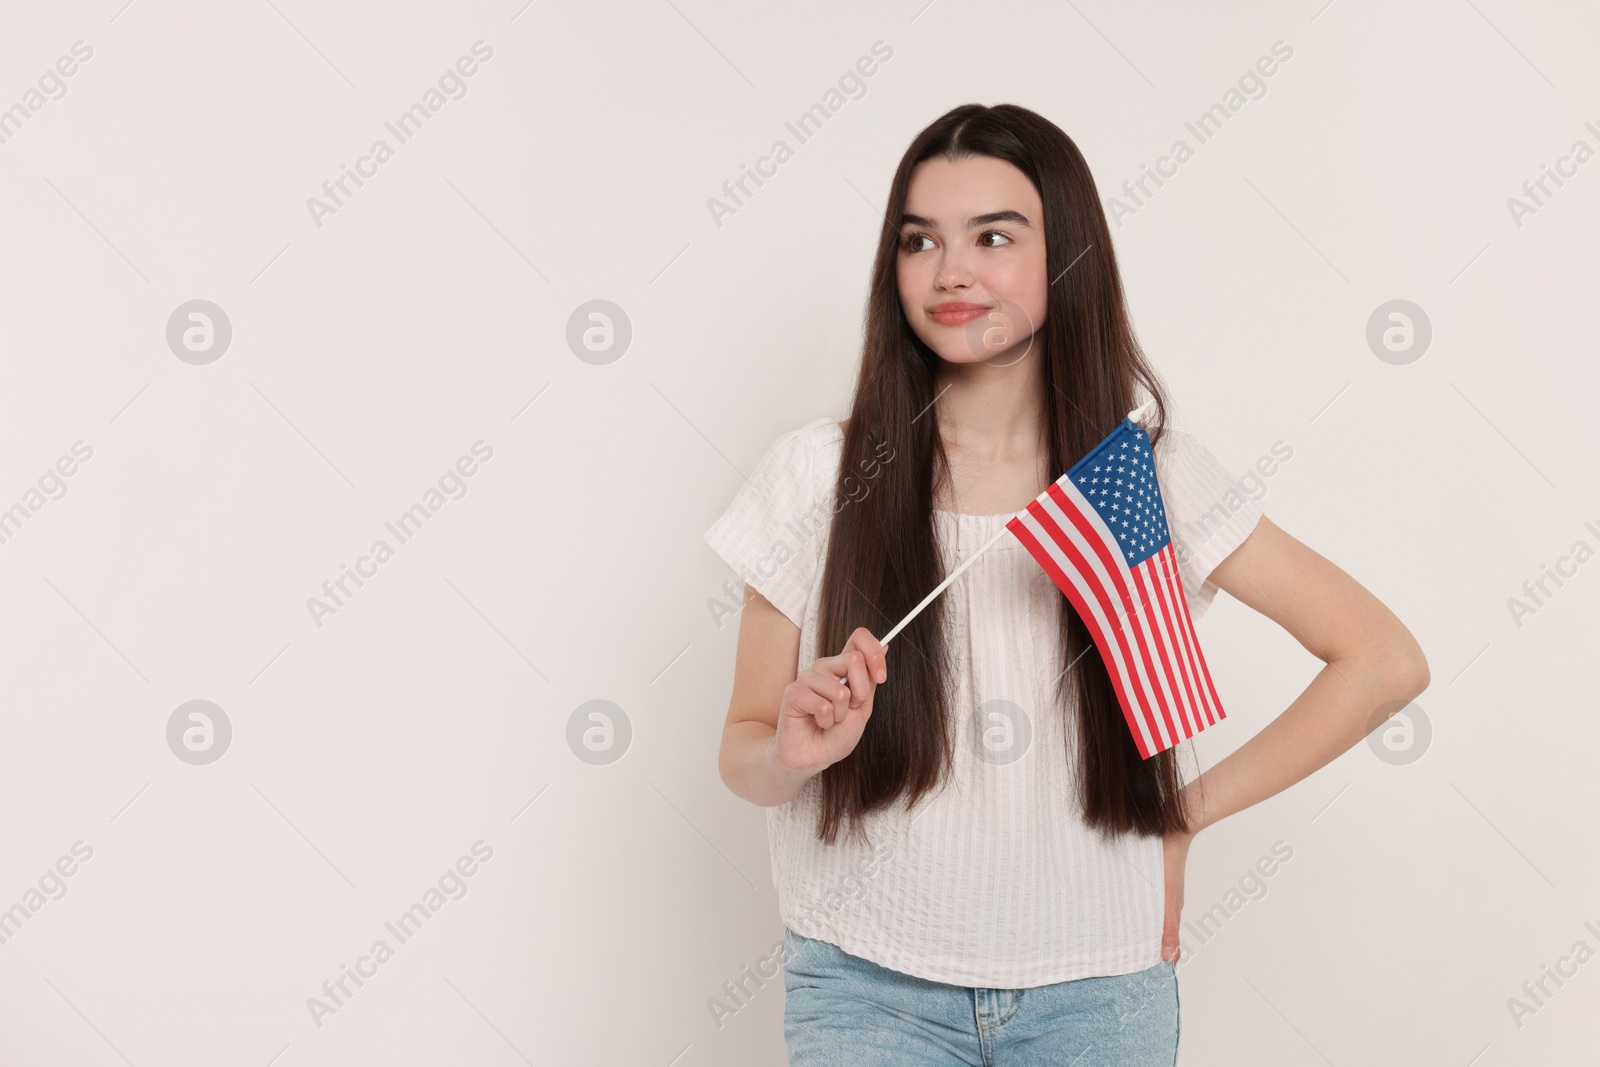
[720,719,814,807]
[1182,650,1430,835]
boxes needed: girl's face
[896,154,1049,368]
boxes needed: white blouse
[704,415,1264,987]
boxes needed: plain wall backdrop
[1,0,1597,1064]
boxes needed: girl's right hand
[768,627,888,783]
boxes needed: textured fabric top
[703,415,1264,987]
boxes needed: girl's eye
[902,231,1012,252]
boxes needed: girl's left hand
[1160,827,1192,963]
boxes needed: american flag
[1005,417,1225,759]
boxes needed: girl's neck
[932,359,1047,462]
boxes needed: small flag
[1005,417,1225,758]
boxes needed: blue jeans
[783,928,1180,1066]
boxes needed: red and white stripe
[1006,475,1226,759]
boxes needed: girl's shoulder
[703,416,843,629]
[803,414,845,442]
[787,416,845,470]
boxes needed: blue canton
[1062,418,1171,567]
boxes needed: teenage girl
[705,103,1429,1066]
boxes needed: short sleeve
[1153,427,1264,620]
[702,424,827,629]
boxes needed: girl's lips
[928,305,990,325]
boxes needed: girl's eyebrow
[899,210,1032,230]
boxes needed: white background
[1,1,1596,1064]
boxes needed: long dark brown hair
[813,103,1191,847]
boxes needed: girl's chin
[930,343,1036,367]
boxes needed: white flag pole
[874,399,1152,650]
[880,521,1012,648]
